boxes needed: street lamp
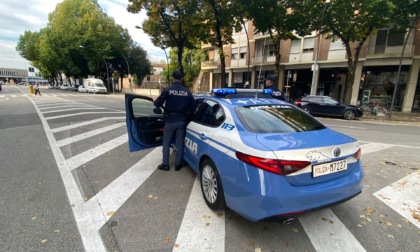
[310,0,330,95]
[79,45,111,94]
[113,46,132,92]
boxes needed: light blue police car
[125,89,364,222]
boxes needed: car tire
[302,106,311,114]
[200,158,226,211]
[343,110,356,120]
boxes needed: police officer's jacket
[154,82,196,123]
[266,85,285,101]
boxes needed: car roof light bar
[211,88,273,97]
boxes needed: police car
[125,89,364,222]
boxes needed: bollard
[29,85,34,95]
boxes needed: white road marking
[56,122,126,147]
[39,105,96,111]
[51,117,125,133]
[374,172,420,229]
[326,124,367,129]
[28,96,107,251]
[45,111,125,120]
[65,134,127,171]
[43,107,108,114]
[299,208,366,252]
[85,147,162,227]
[360,142,393,155]
[174,178,225,252]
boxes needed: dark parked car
[294,95,363,120]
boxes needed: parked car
[125,88,364,222]
[78,85,87,93]
[60,84,69,90]
[294,95,363,120]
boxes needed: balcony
[366,43,414,58]
[201,60,220,69]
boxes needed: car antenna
[256,36,267,99]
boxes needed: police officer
[154,70,196,171]
[265,75,285,101]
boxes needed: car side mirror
[153,107,164,114]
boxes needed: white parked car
[87,83,107,94]
[78,85,87,93]
[60,84,69,90]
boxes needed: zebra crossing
[0,92,99,101]
[27,95,420,252]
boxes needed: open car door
[125,94,165,152]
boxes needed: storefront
[360,66,410,110]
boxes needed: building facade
[0,67,48,85]
[198,20,420,113]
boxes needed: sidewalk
[360,111,420,126]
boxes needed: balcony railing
[201,61,220,68]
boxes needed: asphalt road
[1,85,419,252]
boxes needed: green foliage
[128,0,204,76]
[168,47,204,89]
[16,0,148,87]
[129,43,152,86]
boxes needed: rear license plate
[312,159,347,177]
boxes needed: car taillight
[236,152,311,176]
[294,101,301,106]
[354,148,361,160]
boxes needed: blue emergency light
[211,88,275,97]
[211,88,237,96]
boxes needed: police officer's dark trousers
[162,120,187,167]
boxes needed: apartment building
[199,21,420,113]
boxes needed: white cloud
[0,0,165,69]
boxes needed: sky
[0,0,166,70]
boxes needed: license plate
[312,159,347,177]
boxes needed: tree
[199,0,241,87]
[17,0,137,89]
[129,43,152,86]
[309,0,396,104]
[167,47,205,88]
[237,0,313,88]
[128,0,203,78]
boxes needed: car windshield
[235,105,326,133]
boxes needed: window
[290,40,301,54]
[193,100,225,127]
[232,47,238,60]
[303,37,315,52]
[235,105,326,133]
[265,44,276,57]
[329,39,345,50]
[240,47,247,59]
[376,29,405,47]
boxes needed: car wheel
[343,110,356,120]
[200,159,226,211]
[302,106,311,114]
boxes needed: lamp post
[310,0,330,95]
[113,46,131,92]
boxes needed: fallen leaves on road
[364,206,376,215]
[163,236,170,244]
[147,194,158,200]
[106,211,115,217]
